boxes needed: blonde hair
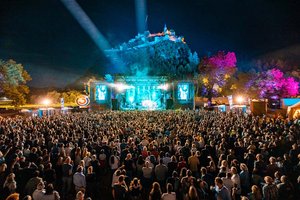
[79,160,85,166]
[221,160,228,167]
[231,166,237,174]
[88,166,93,174]
[188,186,198,199]
[64,156,71,164]
[251,185,262,199]
[264,176,273,184]
[129,178,142,191]
[76,191,84,200]
[240,163,248,171]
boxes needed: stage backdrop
[88,78,195,111]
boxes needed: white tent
[0,97,12,105]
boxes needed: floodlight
[158,84,169,90]
[236,96,244,104]
[42,99,51,106]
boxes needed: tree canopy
[0,59,31,106]
[197,51,237,98]
[253,68,299,99]
[30,90,83,105]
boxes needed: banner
[228,95,233,109]
[60,98,64,109]
[76,95,90,107]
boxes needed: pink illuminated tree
[197,51,237,99]
[255,68,299,98]
[206,51,237,69]
[284,77,299,96]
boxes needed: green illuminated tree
[0,59,31,106]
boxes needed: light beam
[60,0,124,70]
[135,0,148,33]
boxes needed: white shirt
[83,157,91,167]
[65,147,72,157]
[161,192,176,200]
[112,174,119,187]
[222,177,234,192]
[163,157,171,165]
[32,189,45,200]
[23,148,31,157]
[231,174,241,194]
[42,191,60,200]
[73,172,86,188]
[110,156,120,170]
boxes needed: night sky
[0,0,299,88]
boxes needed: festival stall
[287,101,300,119]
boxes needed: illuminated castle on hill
[105,25,199,78]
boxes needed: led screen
[95,85,107,101]
[177,83,189,101]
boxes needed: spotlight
[158,84,169,90]
[115,84,126,92]
[113,83,134,92]
[236,96,244,104]
[128,96,134,103]
[42,99,51,106]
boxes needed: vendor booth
[287,101,300,119]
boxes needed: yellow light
[230,84,237,90]
[202,78,209,85]
[42,99,51,106]
[236,96,244,104]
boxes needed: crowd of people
[0,110,299,200]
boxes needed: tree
[30,90,83,105]
[0,59,31,106]
[288,69,300,81]
[62,90,82,104]
[46,91,61,104]
[254,68,299,99]
[221,71,256,97]
[197,51,237,101]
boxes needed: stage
[87,76,194,111]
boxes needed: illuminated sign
[76,95,90,106]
